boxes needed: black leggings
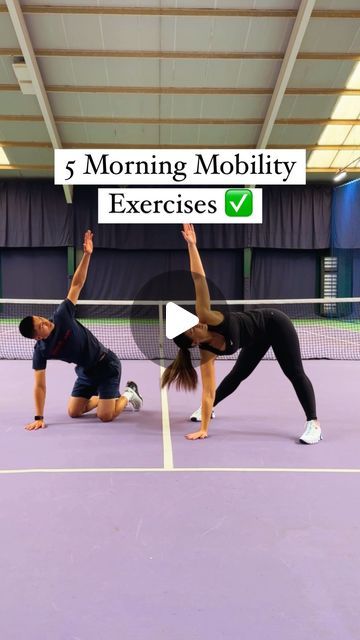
[213,310,317,420]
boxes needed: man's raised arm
[67,230,94,305]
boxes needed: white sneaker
[190,407,215,422]
[299,420,322,444]
[123,381,143,411]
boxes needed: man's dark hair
[19,316,35,339]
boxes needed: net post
[158,302,165,355]
[67,246,75,281]
[243,248,252,299]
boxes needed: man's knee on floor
[68,406,83,418]
[97,411,114,423]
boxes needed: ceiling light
[12,60,35,95]
[333,156,360,183]
[334,170,348,183]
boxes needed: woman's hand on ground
[185,430,208,440]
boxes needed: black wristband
[34,415,44,421]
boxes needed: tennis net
[1,298,360,361]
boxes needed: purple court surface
[1,359,360,639]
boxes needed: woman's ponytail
[161,348,198,391]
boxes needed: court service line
[1,466,360,475]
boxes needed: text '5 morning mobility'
[55,149,306,185]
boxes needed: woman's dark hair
[18,316,35,339]
[161,345,198,391]
[173,332,193,350]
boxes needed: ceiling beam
[4,0,72,203]
[1,163,359,176]
[256,0,316,149]
[308,168,360,173]
[1,6,360,18]
[1,84,359,96]
[2,140,359,151]
[0,163,53,170]
[1,115,360,126]
[2,48,360,61]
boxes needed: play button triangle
[165,302,199,339]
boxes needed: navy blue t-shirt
[32,299,107,370]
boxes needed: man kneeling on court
[18,230,142,430]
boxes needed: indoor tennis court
[1,2,360,639]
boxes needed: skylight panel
[0,148,10,165]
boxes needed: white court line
[160,364,174,470]
[299,326,360,350]
[159,303,174,470]
[1,467,360,475]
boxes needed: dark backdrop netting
[250,249,319,299]
[2,298,360,361]
[0,248,68,299]
[73,184,331,250]
[0,180,331,250]
[0,181,71,247]
[0,180,333,304]
[79,249,244,303]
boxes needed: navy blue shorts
[71,350,121,400]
